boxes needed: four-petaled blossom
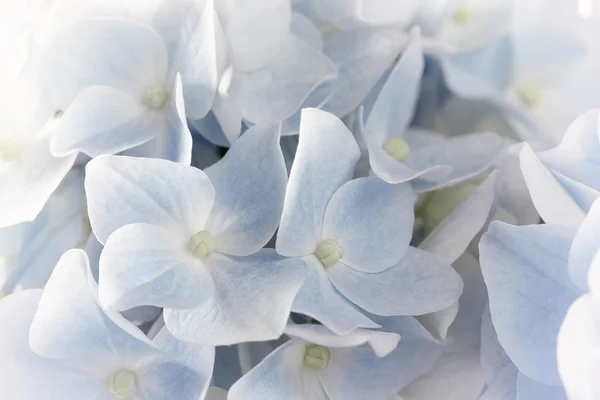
[0,249,214,399]
[85,122,306,345]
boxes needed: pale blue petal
[557,294,600,400]
[284,323,399,357]
[516,373,566,400]
[322,27,405,117]
[291,256,379,335]
[145,327,215,400]
[228,339,314,400]
[0,130,76,228]
[440,35,512,100]
[479,222,581,385]
[49,86,157,158]
[229,35,337,124]
[568,199,600,291]
[320,317,442,400]
[365,28,423,144]
[276,108,360,257]
[419,172,497,264]
[356,0,420,25]
[290,12,323,51]
[328,247,463,316]
[99,223,214,311]
[189,111,232,147]
[164,250,306,345]
[29,250,159,360]
[43,17,168,108]
[205,122,286,256]
[322,178,414,272]
[409,132,507,192]
[85,155,215,243]
[0,290,99,399]
[519,143,586,224]
[225,0,291,72]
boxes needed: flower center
[451,5,471,24]
[189,230,216,259]
[314,239,343,267]
[106,370,137,400]
[382,138,410,163]
[516,83,541,109]
[142,86,169,110]
[304,344,330,370]
[0,137,24,162]
[39,0,55,11]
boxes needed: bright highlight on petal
[304,344,330,370]
[314,239,344,267]
[106,370,138,399]
[382,138,411,163]
[188,230,216,259]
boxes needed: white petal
[99,223,214,311]
[146,326,215,400]
[49,86,157,158]
[516,373,566,400]
[230,35,337,124]
[85,155,215,244]
[291,256,379,334]
[328,247,463,316]
[479,222,581,385]
[419,172,497,264]
[43,17,168,108]
[357,0,420,25]
[322,177,414,272]
[164,250,306,345]
[0,290,99,399]
[568,199,600,291]
[520,143,586,224]
[365,28,423,144]
[276,108,360,257]
[205,122,286,256]
[557,294,600,400]
[0,130,75,228]
[29,249,159,360]
[225,0,291,72]
[323,27,405,117]
[228,339,311,400]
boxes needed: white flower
[0,249,214,399]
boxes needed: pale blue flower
[229,318,441,400]
[42,17,193,163]
[276,108,463,334]
[85,122,306,345]
[0,249,214,399]
[359,29,507,189]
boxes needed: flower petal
[479,222,581,385]
[277,108,360,257]
[43,17,168,108]
[0,130,75,229]
[328,247,463,316]
[516,373,566,400]
[164,250,306,345]
[419,172,497,264]
[204,122,286,256]
[29,249,159,360]
[85,155,215,244]
[568,199,600,291]
[291,256,379,334]
[99,223,214,311]
[228,339,310,400]
[322,177,415,272]
[49,86,157,158]
[229,34,337,124]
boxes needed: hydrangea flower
[42,17,193,162]
[276,108,463,334]
[0,249,214,399]
[229,317,441,400]
[85,122,306,345]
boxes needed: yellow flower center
[142,86,169,110]
[516,83,541,109]
[189,230,216,259]
[106,370,137,400]
[304,344,330,370]
[314,239,343,267]
[382,138,410,163]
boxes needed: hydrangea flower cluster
[1,0,599,399]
